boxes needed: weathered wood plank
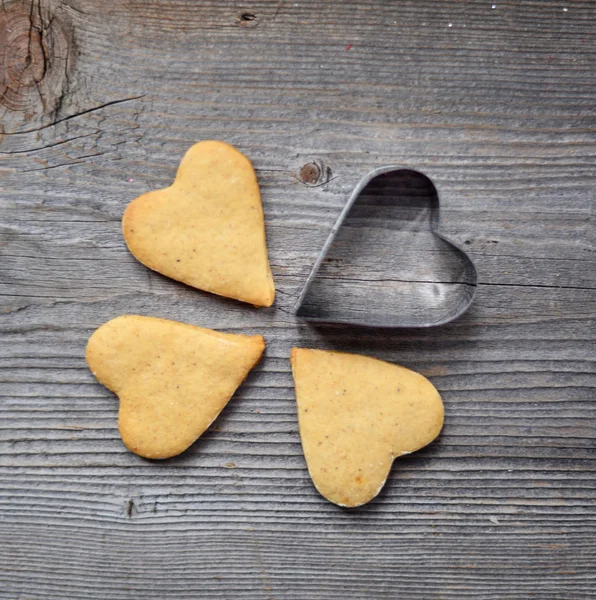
[1,0,595,598]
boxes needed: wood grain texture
[1,0,595,598]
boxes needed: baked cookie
[290,347,444,507]
[86,315,265,459]
[123,141,275,307]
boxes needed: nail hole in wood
[238,11,258,27]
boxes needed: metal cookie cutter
[294,166,478,328]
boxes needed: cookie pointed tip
[255,276,275,307]
[251,334,266,351]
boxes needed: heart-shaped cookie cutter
[295,166,478,328]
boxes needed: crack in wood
[2,94,146,136]
[0,131,97,155]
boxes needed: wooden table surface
[1,1,595,598]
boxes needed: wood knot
[0,0,74,133]
[299,160,332,186]
[238,11,258,27]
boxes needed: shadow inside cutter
[295,167,477,328]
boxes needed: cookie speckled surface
[290,348,444,507]
[123,140,275,307]
[86,315,265,459]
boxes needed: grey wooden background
[1,0,595,598]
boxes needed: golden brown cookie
[123,140,275,307]
[86,315,265,459]
[290,348,444,507]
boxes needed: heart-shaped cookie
[295,167,477,327]
[290,347,444,507]
[123,141,275,307]
[86,315,265,459]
